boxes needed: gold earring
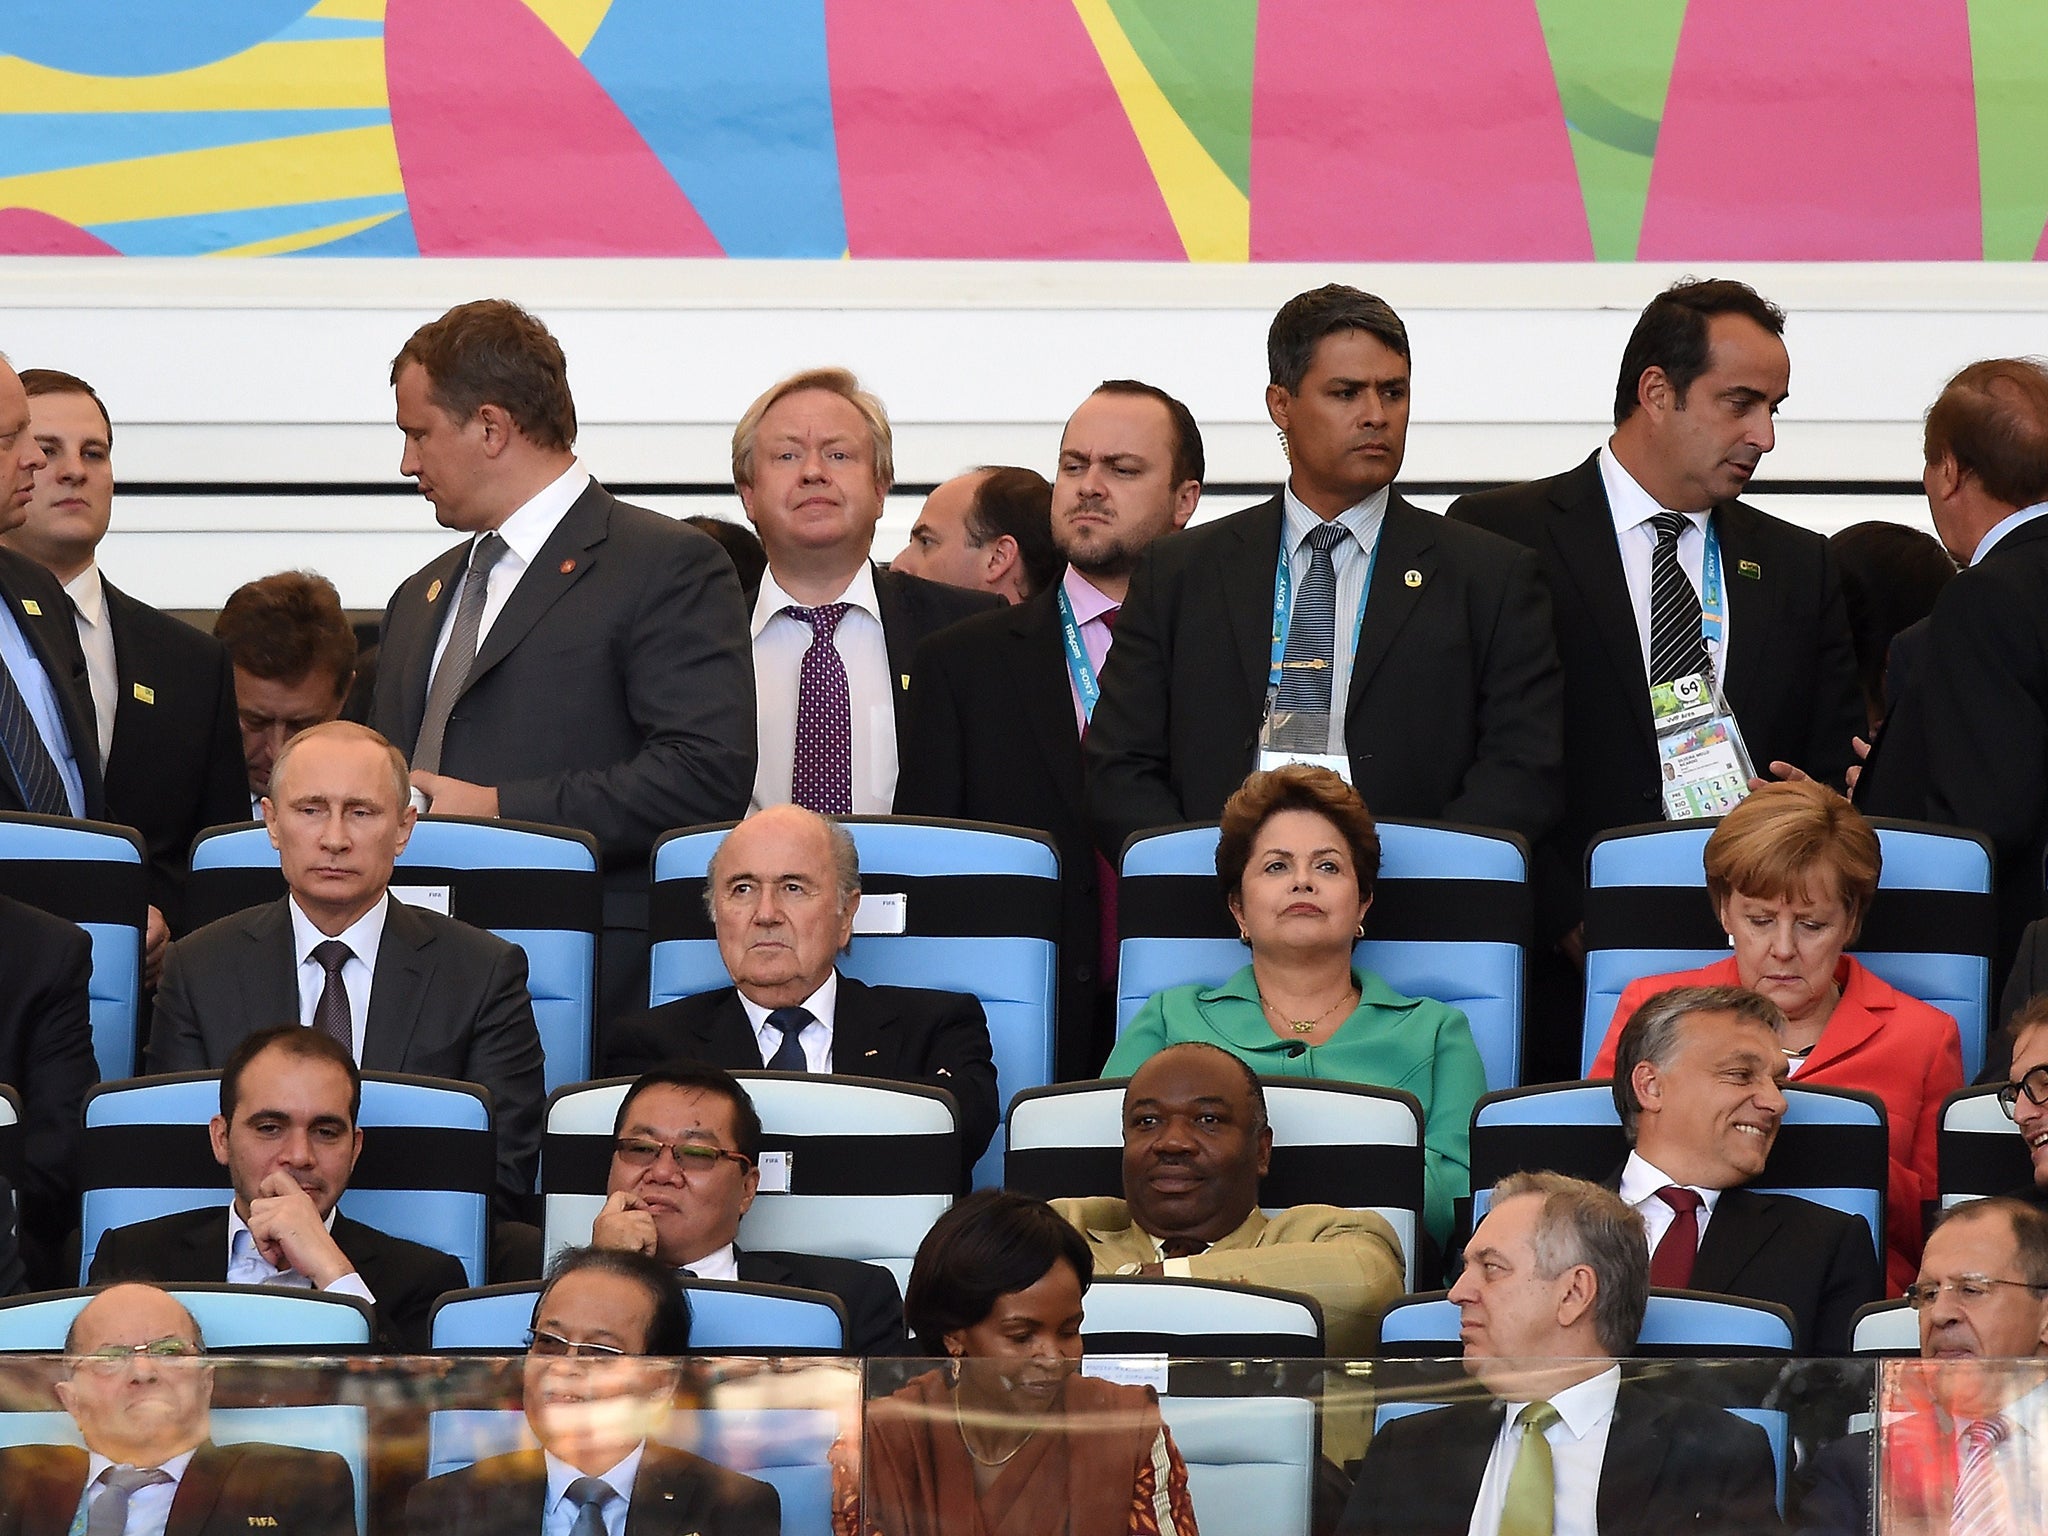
[1354,922,1365,939]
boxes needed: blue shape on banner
[0,112,390,181]
[9,2,324,76]
[88,193,406,255]
[291,211,419,257]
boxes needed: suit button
[1075,962,1095,983]
[1642,788,1659,802]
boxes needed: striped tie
[0,653,70,815]
[1647,510,1709,688]
[1274,522,1349,717]
[1952,1416,2014,1536]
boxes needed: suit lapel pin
[20,598,40,616]
[1403,569,1422,588]
[132,683,155,705]
[1738,559,1762,579]
[560,558,577,574]
[426,579,442,603]
[864,1048,879,1058]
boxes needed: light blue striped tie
[0,653,69,815]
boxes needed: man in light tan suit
[1053,1040,1404,1357]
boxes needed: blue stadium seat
[649,816,1060,1189]
[1379,1288,1796,1356]
[543,1074,956,1291]
[77,1071,496,1286]
[1938,1084,2032,1207]
[1581,818,1996,1078]
[0,1283,373,1352]
[431,1277,848,1352]
[0,812,147,1078]
[1162,1395,1316,1536]
[1851,1298,1918,1356]
[188,816,602,1093]
[1078,1276,1324,1357]
[1114,819,1531,1092]
[1006,1078,1427,1289]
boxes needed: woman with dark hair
[1829,520,1955,731]
[844,1190,1198,1536]
[1101,764,1484,1248]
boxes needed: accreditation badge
[1652,671,1755,820]
[1256,695,1353,782]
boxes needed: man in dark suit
[1860,358,2048,982]
[2,369,247,947]
[0,1282,356,1536]
[149,721,544,1212]
[0,892,96,1278]
[897,381,1205,1076]
[92,1026,465,1352]
[1084,285,1564,862]
[733,366,995,817]
[1449,280,1863,1082]
[408,1244,778,1535]
[601,803,997,1181]
[1339,1171,1780,1536]
[213,571,358,810]
[591,1062,910,1354]
[1611,984,1881,1355]
[372,300,756,1021]
[888,464,1059,605]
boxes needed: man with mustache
[1609,984,1880,1355]
[1451,279,1863,1083]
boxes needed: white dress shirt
[63,562,117,769]
[1618,1151,1725,1255]
[1598,445,1733,684]
[737,971,839,1073]
[426,460,591,679]
[679,1243,739,1281]
[1279,482,1389,754]
[81,1448,197,1536]
[542,1442,644,1536]
[1466,1365,1620,1536]
[749,562,896,812]
[1971,500,2048,565]
[286,893,389,1059]
[225,1202,375,1304]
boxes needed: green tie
[1499,1400,1561,1536]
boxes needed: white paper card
[1256,748,1353,783]
[853,892,909,935]
[391,884,451,916]
[1083,1355,1171,1393]
[755,1149,793,1194]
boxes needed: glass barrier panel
[1870,1358,2048,1535]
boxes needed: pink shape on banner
[0,208,118,255]
[827,0,1181,259]
[1641,0,1977,260]
[1250,0,1589,261]
[385,0,719,256]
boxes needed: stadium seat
[649,816,1060,1189]
[1378,1288,1796,1357]
[1078,1275,1324,1357]
[1937,1084,2032,1207]
[1160,1394,1316,1536]
[1851,1298,1918,1356]
[430,1277,848,1352]
[0,1282,373,1352]
[1114,818,1531,1092]
[0,812,147,1078]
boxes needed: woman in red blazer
[1590,781,1963,1293]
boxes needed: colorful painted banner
[0,0,2042,259]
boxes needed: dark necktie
[788,602,853,814]
[1648,1185,1703,1288]
[1158,1236,1206,1260]
[766,1005,812,1071]
[0,651,70,816]
[85,1464,171,1536]
[413,531,508,775]
[565,1475,616,1536]
[1647,510,1709,687]
[1274,521,1348,717]
[311,939,355,1055]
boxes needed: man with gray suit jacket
[150,721,544,1214]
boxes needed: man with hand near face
[589,1062,908,1355]
[406,1245,779,1536]
[0,1282,356,1536]
[90,1027,465,1353]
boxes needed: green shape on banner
[1535,0,1688,260]
[1105,0,1257,196]
[1969,0,2048,259]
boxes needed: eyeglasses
[73,1336,203,1373]
[1996,1066,2048,1119]
[525,1328,630,1359]
[613,1136,751,1174]
[1903,1275,2048,1308]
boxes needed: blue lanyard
[1699,519,1725,647]
[1057,585,1102,721]
[1268,527,1380,692]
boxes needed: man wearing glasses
[589,1062,908,1355]
[0,1281,356,1535]
[406,1245,779,1535]
[1997,996,2048,1209]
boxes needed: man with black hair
[891,465,1058,604]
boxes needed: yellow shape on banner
[212,209,398,257]
[1069,0,1248,261]
[0,40,386,113]
[523,0,615,55]
[0,126,400,226]
[310,0,385,16]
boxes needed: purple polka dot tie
[788,603,853,815]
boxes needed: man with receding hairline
[890,465,1057,604]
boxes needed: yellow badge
[132,683,155,705]
[20,599,40,616]
[900,673,911,690]
[1738,559,1763,580]
[1403,569,1423,588]
[426,579,443,603]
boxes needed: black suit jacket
[0,1175,24,1296]
[0,894,97,1245]
[1337,1381,1783,1536]
[148,894,545,1209]
[89,1203,467,1353]
[869,564,1001,739]
[1084,493,1565,858]
[895,583,1109,1076]
[737,1245,909,1356]
[0,1439,356,1536]
[1450,452,1863,940]
[602,975,999,1185]
[405,1441,778,1536]
[0,545,102,817]
[98,579,248,930]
